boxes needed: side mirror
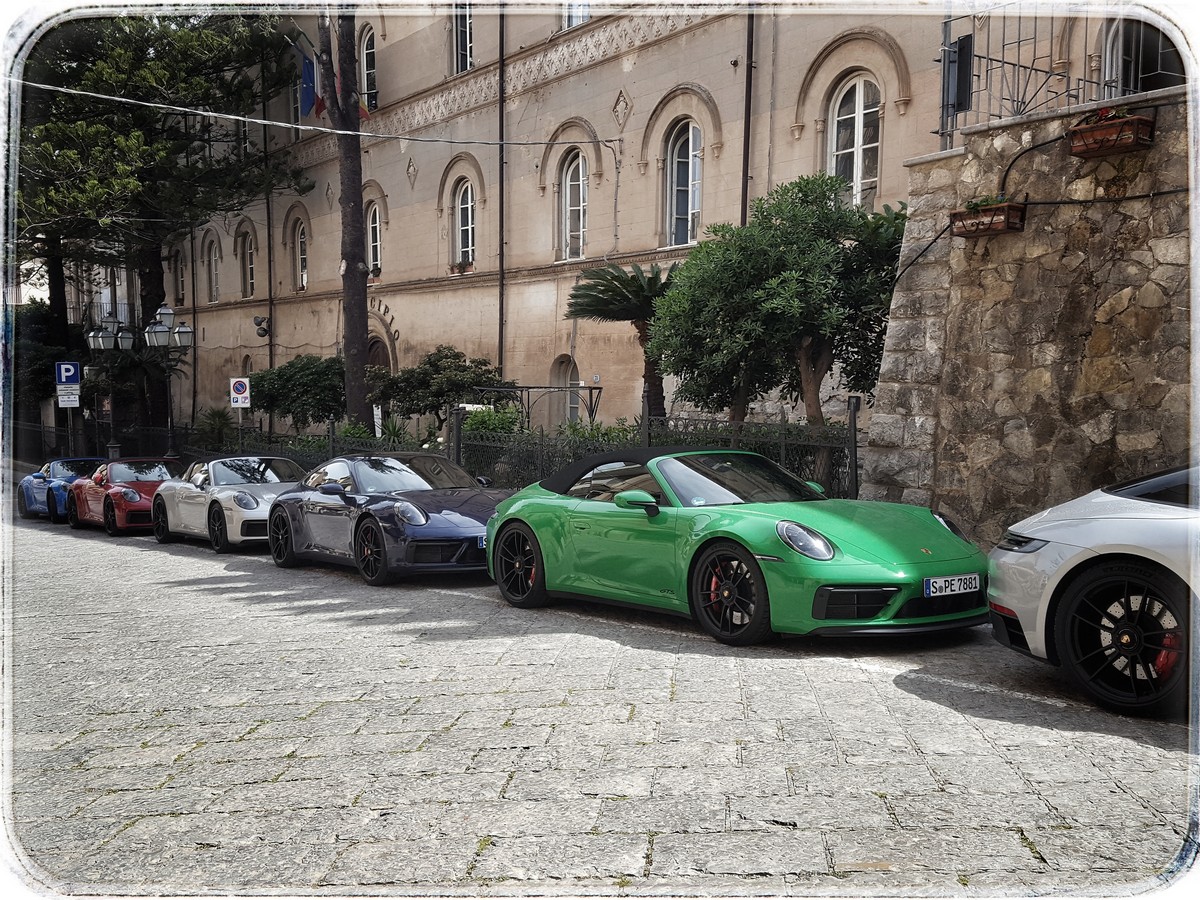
[31,473,46,481]
[317,481,346,495]
[614,489,660,517]
[806,481,827,497]
[476,475,494,487]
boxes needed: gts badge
[659,589,675,596]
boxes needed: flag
[300,53,316,116]
[358,93,370,121]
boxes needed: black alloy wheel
[689,541,774,646]
[46,492,63,524]
[1054,561,1190,718]
[208,504,232,554]
[494,523,550,608]
[153,499,177,543]
[16,490,34,519]
[66,494,83,529]
[354,518,395,585]
[268,507,299,568]
[103,499,123,536]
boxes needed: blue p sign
[55,362,81,385]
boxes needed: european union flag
[300,52,316,116]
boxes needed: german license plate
[923,573,979,597]
[477,535,487,549]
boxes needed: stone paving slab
[3,518,1197,898]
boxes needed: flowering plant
[1078,106,1131,126]
[963,192,1010,212]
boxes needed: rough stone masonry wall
[861,88,1191,546]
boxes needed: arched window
[361,26,378,112]
[365,202,382,274]
[561,150,587,260]
[454,179,475,267]
[205,238,220,303]
[171,250,186,307]
[1103,19,1185,98]
[238,232,255,299]
[552,356,582,423]
[829,75,880,208]
[454,3,473,74]
[666,120,702,246]
[242,354,254,375]
[294,221,308,291]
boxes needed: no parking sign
[230,377,251,408]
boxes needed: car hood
[1007,489,1198,536]
[733,499,980,565]
[388,487,511,527]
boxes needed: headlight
[120,488,140,503]
[776,521,835,560]
[233,492,258,510]
[393,500,428,525]
[995,531,1048,553]
[932,511,969,541]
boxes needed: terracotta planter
[949,202,1027,237]
[1065,116,1155,159]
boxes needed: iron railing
[939,3,1186,147]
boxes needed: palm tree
[565,262,677,419]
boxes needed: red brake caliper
[1154,632,1181,678]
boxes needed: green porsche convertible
[486,448,989,645]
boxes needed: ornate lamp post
[83,304,195,457]
[144,303,194,456]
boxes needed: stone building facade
[153,5,951,430]
[861,87,1191,544]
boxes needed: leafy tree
[316,11,371,429]
[12,301,72,421]
[565,262,677,419]
[365,345,515,431]
[649,174,905,424]
[17,13,310,424]
[250,354,346,432]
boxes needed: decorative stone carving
[613,90,631,129]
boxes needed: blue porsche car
[267,453,510,584]
[16,457,105,523]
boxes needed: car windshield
[51,460,101,479]
[352,456,477,493]
[109,461,186,483]
[656,453,825,508]
[211,457,307,486]
[1104,466,1199,509]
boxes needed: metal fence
[14,406,860,499]
[453,404,860,498]
[939,4,1187,148]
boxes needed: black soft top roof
[538,446,748,495]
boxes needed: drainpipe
[261,58,276,435]
[497,8,507,375]
[740,10,755,225]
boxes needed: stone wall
[861,88,1191,546]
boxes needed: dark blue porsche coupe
[267,453,509,584]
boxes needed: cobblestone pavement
[3,517,1197,897]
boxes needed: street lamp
[85,315,136,457]
[144,309,193,456]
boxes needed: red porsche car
[67,458,187,535]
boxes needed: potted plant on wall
[1064,106,1155,159]
[949,192,1028,237]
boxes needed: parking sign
[230,377,251,408]
[55,362,81,385]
